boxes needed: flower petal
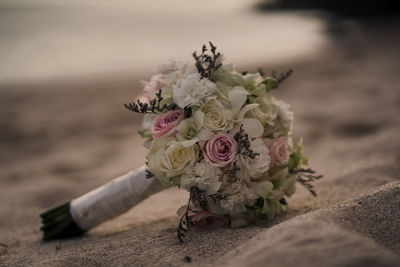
[181,139,198,147]
[256,181,273,198]
[242,118,264,138]
[228,86,249,110]
[237,103,259,121]
[142,113,157,130]
[176,119,189,132]
[197,128,214,141]
[194,109,204,129]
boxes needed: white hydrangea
[247,96,278,128]
[236,138,271,181]
[172,73,217,108]
[247,96,293,137]
[219,181,258,216]
[155,60,197,96]
[272,98,294,135]
[155,59,184,74]
[180,163,222,195]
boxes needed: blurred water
[0,0,327,84]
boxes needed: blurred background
[1,0,399,264]
[0,0,327,83]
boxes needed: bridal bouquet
[40,43,322,242]
[126,43,322,241]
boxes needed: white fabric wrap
[70,165,164,230]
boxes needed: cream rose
[146,139,199,185]
[201,99,234,132]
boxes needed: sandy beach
[1,3,400,266]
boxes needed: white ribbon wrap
[70,165,164,230]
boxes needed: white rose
[173,73,216,108]
[180,162,222,195]
[146,139,199,185]
[201,99,234,132]
[236,138,271,181]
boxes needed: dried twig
[124,89,177,114]
[177,188,208,242]
[193,42,222,80]
[234,125,260,159]
[271,69,293,88]
[295,168,323,196]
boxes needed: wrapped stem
[41,165,165,239]
[70,165,164,230]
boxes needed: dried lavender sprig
[177,187,209,242]
[294,168,323,196]
[208,193,230,205]
[257,68,293,91]
[193,42,222,80]
[145,164,155,179]
[271,69,293,88]
[145,172,155,179]
[234,125,260,159]
[224,161,241,178]
[177,194,192,243]
[124,89,177,114]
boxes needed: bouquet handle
[71,165,164,230]
[40,165,165,240]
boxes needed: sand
[216,182,400,267]
[1,16,400,266]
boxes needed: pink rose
[135,94,151,105]
[203,133,237,167]
[264,137,288,166]
[151,110,184,138]
[144,74,164,96]
[136,74,165,104]
[188,205,228,229]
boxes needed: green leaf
[254,207,269,220]
[260,77,278,92]
[252,196,284,220]
[288,139,308,170]
[138,129,152,139]
[263,196,282,219]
